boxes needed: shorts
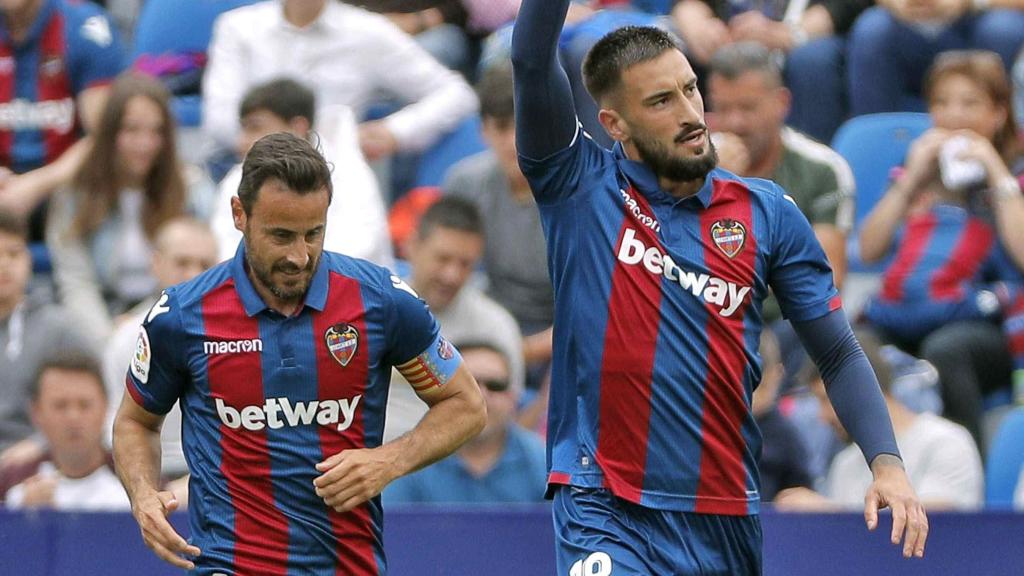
[553,486,762,576]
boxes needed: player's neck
[52,445,107,480]
[4,0,42,43]
[659,175,705,199]
[248,271,304,317]
[283,0,327,28]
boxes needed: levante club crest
[325,323,359,367]
[710,219,746,259]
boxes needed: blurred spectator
[1015,46,1024,130]
[202,0,478,163]
[443,62,553,378]
[209,78,393,268]
[101,217,219,483]
[384,196,522,441]
[384,340,546,504]
[754,331,815,503]
[858,50,1024,448]
[0,351,131,510]
[847,0,1024,117]
[709,42,854,291]
[0,209,90,463]
[0,0,123,241]
[46,73,211,342]
[807,332,984,510]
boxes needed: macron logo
[204,339,263,354]
[617,228,751,318]
[216,396,362,432]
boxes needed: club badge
[324,323,359,367]
[437,337,455,361]
[710,219,746,259]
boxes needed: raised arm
[510,0,579,160]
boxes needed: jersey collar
[612,142,715,209]
[229,241,329,316]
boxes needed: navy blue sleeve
[384,274,442,366]
[124,290,186,415]
[792,310,901,465]
[510,0,578,161]
[769,186,842,321]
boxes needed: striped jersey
[865,202,1022,343]
[0,0,122,173]
[125,245,440,575]
[519,127,840,515]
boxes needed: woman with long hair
[47,73,209,340]
[859,50,1024,450]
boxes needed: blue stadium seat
[831,112,931,273]
[985,407,1024,508]
[413,116,487,188]
[131,0,260,127]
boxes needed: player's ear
[231,196,246,233]
[599,108,628,143]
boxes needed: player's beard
[245,241,319,303]
[633,126,718,183]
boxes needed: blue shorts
[553,486,762,576]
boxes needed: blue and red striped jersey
[0,0,122,173]
[865,203,1022,343]
[125,245,440,575]
[519,127,840,515]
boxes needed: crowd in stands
[1,0,1024,513]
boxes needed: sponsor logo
[620,188,661,233]
[204,339,263,355]
[131,327,151,384]
[391,275,420,298]
[710,219,746,258]
[617,228,751,318]
[146,292,170,323]
[215,395,362,432]
[325,323,358,366]
[0,98,74,132]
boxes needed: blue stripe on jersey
[12,42,43,173]
[642,207,710,505]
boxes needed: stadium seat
[131,0,260,127]
[413,116,487,188]
[985,406,1024,508]
[831,112,931,273]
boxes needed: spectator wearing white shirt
[210,78,393,268]
[202,0,478,163]
[0,352,130,511]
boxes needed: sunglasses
[480,379,510,393]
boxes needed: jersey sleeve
[124,290,187,415]
[66,5,124,93]
[768,186,842,322]
[517,127,607,206]
[383,275,442,366]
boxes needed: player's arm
[510,0,579,161]
[113,394,200,570]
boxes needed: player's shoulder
[319,251,397,292]
[153,260,235,318]
[710,167,787,204]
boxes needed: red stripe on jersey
[0,40,13,166]
[829,295,843,312]
[880,214,937,302]
[312,272,379,576]
[547,471,571,485]
[37,12,75,165]
[124,374,146,407]
[203,282,289,574]
[928,218,992,301]
[695,180,757,515]
[595,185,662,503]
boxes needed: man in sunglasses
[384,340,547,504]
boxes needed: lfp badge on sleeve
[325,323,359,367]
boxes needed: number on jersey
[569,552,612,576]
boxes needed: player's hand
[131,489,201,570]
[313,447,399,513]
[865,454,928,558]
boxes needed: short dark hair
[477,62,515,122]
[239,78,316,126]
[708,41,783,88]
[237,132,333,215]
[31,350,106,401]
[0,210,28,241]
[582,25,683,103]
[416,196,483,241]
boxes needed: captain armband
[396,334,462,395]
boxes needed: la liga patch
[131,326,151,384]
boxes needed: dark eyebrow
[643,90,673,105]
